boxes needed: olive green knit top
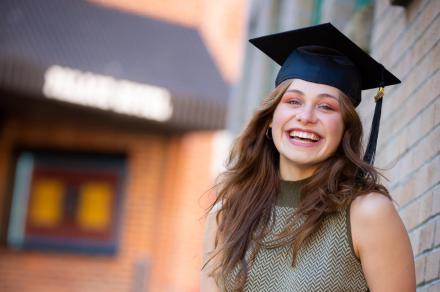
[223,180,369,291]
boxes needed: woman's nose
[296,105,317,124]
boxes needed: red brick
[371,8,405,58]
[436,96,440,125]
[376,0,439,64]
[419,221,435,254]
[391,155,440,208]
[372,0,389,22]
[401,199,422,231]
[378,42,440,128]
[0,114,217,291]
[392,179,415,208]
[380,95,440,172]
[401,192,436,232]
[416,255,427,285]
[428,281,440,292]
[435,219,440,247]
[425,248,440,282]
[410,229,421,256]
[380,70,440,151]
[420,193,434,223]
[431,186,440,212]
[390,6,440,78]
[371,0,404,37]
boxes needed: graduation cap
[249,23,401,165]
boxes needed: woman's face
[270,79,345,179]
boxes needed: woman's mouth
[287,129,322,146]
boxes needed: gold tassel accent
[374,86,385,102]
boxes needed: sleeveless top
[223,180,369,291]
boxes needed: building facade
[0,0,238,291]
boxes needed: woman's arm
[351,193,416,292]
[200,206,221,292]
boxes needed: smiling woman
[201,23,416,292]
[270,79,345,180]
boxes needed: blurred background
[0,0,438,291]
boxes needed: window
[7,149,126,254]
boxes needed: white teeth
[289,130,320,141]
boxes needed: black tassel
[363,87,384,164]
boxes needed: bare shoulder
[349,192,402,258]
[350,193,406,258]
[350,192,416,291]
[350,192,396,221]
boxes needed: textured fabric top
[223,180,369,291]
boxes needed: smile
[288,130,321,142]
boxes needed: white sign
[43,65,173,122]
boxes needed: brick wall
[0,112,217,291]
[357,0,440,290]
[148,132,217,291]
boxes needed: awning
[0,0,229,130]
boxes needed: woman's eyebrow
[285,89,304,95]
[318,93,339,100]
[286,89,338,100]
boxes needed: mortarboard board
[249,23,401,165]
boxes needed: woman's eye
[287,99,301,105]
[318,104,333,110]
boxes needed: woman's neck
[279,156,318,181]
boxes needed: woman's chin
[280,155,323,170]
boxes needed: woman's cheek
[271,108,288,128]
[327,117,344,142]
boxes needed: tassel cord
[363,87,384,164]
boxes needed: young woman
[201,24,416,292]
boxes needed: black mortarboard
[249,23,401,165]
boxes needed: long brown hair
[204,79,389,290]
